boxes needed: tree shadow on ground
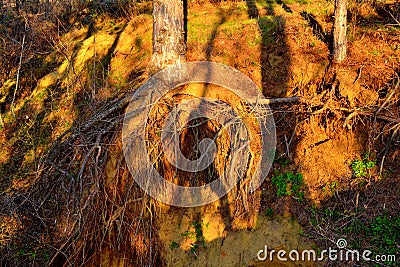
[250,0,291,98]
[300,11,332,50]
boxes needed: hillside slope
[0,0,399,266]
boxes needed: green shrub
[271,171,304,200]
[350,155,376,178]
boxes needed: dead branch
[255,96,303,104]
[10,23,26,117]
[386,10,400,26]
[375,73,400,115]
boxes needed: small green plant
[265,207,274,217]
[350,154,376,178]
[180,220,207,258]
[170,241,179,250]
[16,248,38,259]
[322,181,338,195]
[271,171,304,200]
[369,48,380,57]
[190,243,200,256]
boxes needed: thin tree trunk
[148,0,186,75]
[332,0,347,62]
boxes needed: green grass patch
[272,171,304,200]
[342,214,400,265]
[350,153,376,178]
[366,215,400,256]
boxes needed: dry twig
[10,23,26,117]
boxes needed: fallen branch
[254,96,303,105]
[353,64,365,84]
[386,10,400,26]
[375,73,399,115]
[11,23,26,117]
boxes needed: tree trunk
[332,0,347,62]
[148,0,186,75]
